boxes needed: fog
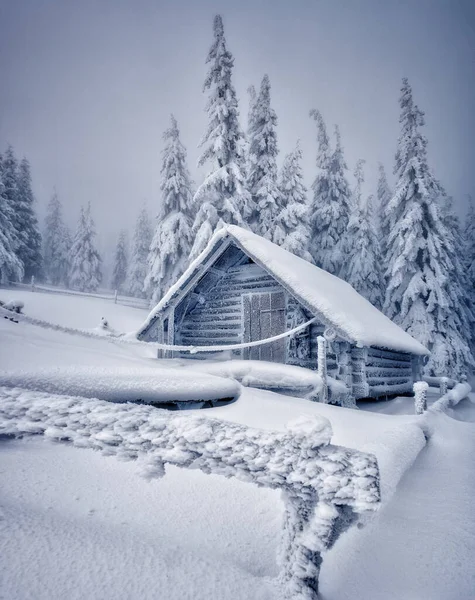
[1,0,474,255]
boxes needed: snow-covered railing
[428,382,472,414]
[2,281,149,309]
[413,380,472,415]
[0,386,380,599]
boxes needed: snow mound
[0,366,240,404]
[180,359,348,400]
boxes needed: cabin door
[243,291,286,363]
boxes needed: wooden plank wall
[177,262,281,354]
[360,346,414,398]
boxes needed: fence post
[30,275,35,292]
[317,336,328,403]
[114,289,118,304]
[439,377,449,397]
[413,381,429,414]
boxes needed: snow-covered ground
[1,289,474,599]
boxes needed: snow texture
[139,225,428,356]
[0,385,380,599]
[413,381,429,414]
[0,366,241,404]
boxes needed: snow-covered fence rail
[0,386,380,599]
[2,281,149,309]
[428,382,472,414]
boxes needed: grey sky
[1,0,474,256]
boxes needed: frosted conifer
[376,163,392,282]
[111,230,128,292]
[145,115,194,304]
[43,192,71,286]
[384,78,473,378]
[345,160,384,307]
[16,158,43,280]
[247,74,280,238]
[68,203,102,292]
[273,141,312,261]
[127,206,153,298]
[0,154,23,283]
[191,15,251,259]
[308,113,352,276]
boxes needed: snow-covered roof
[138,225,429,356]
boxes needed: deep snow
[0,289,474,600]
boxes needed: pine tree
[0,154,23,283]
[384,78,473,378]
[308,112,352,277]
[376,163,392,282]
[145,115,194,304]
[127,206,153,298]
[43,192,71,286]
[247,74,280,238]
[68,203,102,292]
[111,230,128,292]
[464,196,475,310]
[16,158,43,280]
[273,141,312,261]
[191,15,252,259]
[1,146,21,255]
[345,159,384,307]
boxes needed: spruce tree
[0,154,23,283]
[145,115,194,304]
[273,141,312,261]
[16,158,43,280]
[191,15,251,259]
[345,165,383,310]
[308,113,352,277]
[464,197,475,313]
[127,206,153,298]
[68,203,102,292]
[111,230,128,292]
[376,163,392,282]
[384,78,473,378]
[1,146,21,255]
[247,74,280,238]
[43,191,71,286]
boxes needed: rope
[156,317,317,354]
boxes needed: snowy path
[321,405,475,600]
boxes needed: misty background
[1,0,474,258]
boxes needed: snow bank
[0,386,380,599]
[0,366,240,404]
[180,359,348,400]
[138,225,428,356]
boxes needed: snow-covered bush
[3,299,24,314]
[0,386,380,599]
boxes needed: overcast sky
[1,0,474,256]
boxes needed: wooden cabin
[137,225,429,400]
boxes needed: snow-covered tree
[376,163,392,282]
[43,191,71,286]
[384,78,473,378]
[247,74,280,238]
[273,141,312,261]
[1,146,21,254]
[111,230,128,292]
[464,196,475,306]
[127,206,153,298]
[0,154,23,283]
[345,159,384,307]
[191,15,252,259]
[145,115,194,304]
[308,112,352,277]
[15,158,42,280]
[68,203,102,292]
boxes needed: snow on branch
[0,386,380,599]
